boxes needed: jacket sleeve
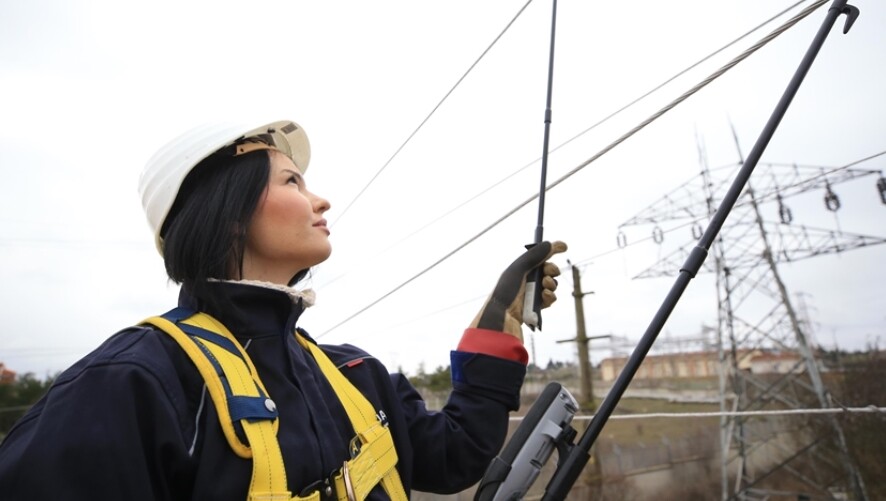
[0,349,194,499]
[394,329,527,494]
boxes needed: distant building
[600,351,722,381]
[748,351,804,374]
[0,362,16,384]
[599,349,800,381]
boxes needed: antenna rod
[523,0,559,331]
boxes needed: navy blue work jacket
[0,281,526,500]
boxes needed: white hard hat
[139,119,310,254]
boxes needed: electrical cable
[329,0,535,228]
[545,0,812,161]
[507,405,886,422]
[318,1,813,291]
[569,151,886,268]
[317,2,829,336]
[324,149,885,337]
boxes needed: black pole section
[527,0,558,331]
[540,1,858,499]
[535,0,557,244]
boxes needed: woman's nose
[313,193,331,213]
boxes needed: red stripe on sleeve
[457,328,528,365]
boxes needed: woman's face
[241,150,331,284]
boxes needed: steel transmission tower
[617,134,885,500]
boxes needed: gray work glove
[470,241,568,341]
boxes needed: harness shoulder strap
[142,309,291,501]
[142,309,408,501]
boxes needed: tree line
[0,372,56,439]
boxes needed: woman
[0,119,566,500]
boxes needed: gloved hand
[470,241,568,341]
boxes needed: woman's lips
[314,219,330,234]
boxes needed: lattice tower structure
[617,144,884,500]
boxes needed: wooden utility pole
[572,263,594,411]
[557,260,596,411]
[558,261,605,490]
[557,263,612,410]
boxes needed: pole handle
[522,246,545,330]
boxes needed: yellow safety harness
[141,307,408,501]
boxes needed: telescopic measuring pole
[524,0,558,331]
[541,1,859,499]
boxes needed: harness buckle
[348,435,362,458]
[342,461,357,501]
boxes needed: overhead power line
[328,150,885,340]
[329,0,535,228]
[317,0,816,292]
[569,151,886,268]
[319,0,829,336]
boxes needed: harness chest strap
[296,333,407,501]
[142,309,406,501]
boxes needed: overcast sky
[2,0,884,378]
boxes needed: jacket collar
[178,280,313,340]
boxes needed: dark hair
[161,150,270,300]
